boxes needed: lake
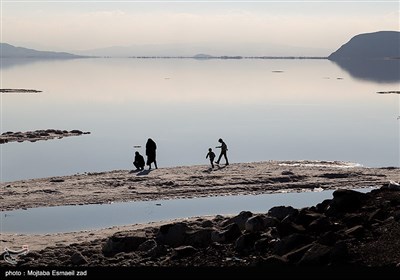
[1,58,399,182]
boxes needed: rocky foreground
[2,184,400,270]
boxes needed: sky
[0,0,399,56]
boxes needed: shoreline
[2,186,400,268]
[0,160,399,267]
[1,160,398,211]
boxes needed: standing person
[206,148,216,168]
[133,151,145,171]
[215,138,229,165]
[145,138,158,170]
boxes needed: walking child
[206,148,216,168]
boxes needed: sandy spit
[1,160,398,211]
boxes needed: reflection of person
[145,138,158,170]
[206,148,216,168]
[215,138,229,165]
[133,151,145,171]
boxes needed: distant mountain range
[0,43,84,58]
[328,31,400,60]
[74,43,328,57]
[2,31,399,60]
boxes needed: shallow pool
[0,188,374,234]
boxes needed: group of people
[133,138,157,171]
[206,138,229,168]
[133,138,229,171]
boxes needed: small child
[206,148,216,168]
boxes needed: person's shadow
[137,169,152,176]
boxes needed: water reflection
[0,188,373,234]
[329,59,400,83]
[0,58,82,70]
[1,58,399,182]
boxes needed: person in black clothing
[133,151,145,171]
[206,148,216,168]
[145,138,158,170]
[215,138,229,165]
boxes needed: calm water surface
[1,58,399,182]
[0,187,375,234]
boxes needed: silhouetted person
[145,138,158,170]
[133,151,145,171]
[206,148,216,168]
[215,138,229,165]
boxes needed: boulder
[156,222,188,247]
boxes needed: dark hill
[0,43,84,58]
[328,31,400,60]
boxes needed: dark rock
[102,232,147,256]
[277,221,306,237]
[330,189,367,213]
[222,211,253,230]
[262,227,280,240]
[343,213,366,227]
[186,229,213,248]
[70,130,83,134]
[254,238,270,253]
[263,216,279,227]
[307,216,334,233]
[272,233,314,256]
[201,220,214,228]
[315,199,332,213]
[235,232,259,254]
[70,252,88,265]
[297,243,333,266]
[137,239,157,252]
[245,215,268,232]
[172,246,197,259]
[283,243,314,263]
[295,209,325,227]
[156,222,188,247]
[268,206,298,221]
[344,225,365,238]
[318,231,342,246]
[211,223,241,243]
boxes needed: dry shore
[1,160,398,211]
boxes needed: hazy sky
[1,0,399,55]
